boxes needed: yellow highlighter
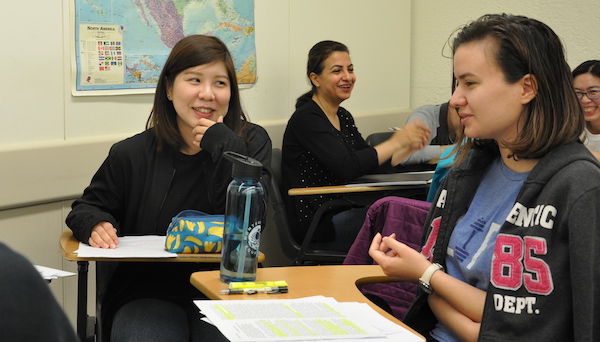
[229,280,288,289]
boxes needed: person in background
[423,96,464,202]
[573,60,600,160]
[0,243,78,342]
[400,102,460,169]
[282,40,430,252]
[370,13,600,342]
[403,98,463,202]
[66,35,271,341]
[425,142,459,202]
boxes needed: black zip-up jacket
[65,122,271,337]
[66,123,271,242]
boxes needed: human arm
[200,120,271,181]
[428,293,481,342]
[199,121,272,210]
[192,116,224,149]
[88,221,119,249]
[406,104,440,132]
[402,144,455,165]
[369,233,485,340]
[284,105,379,180]
[399,104,448,165]
[66,143,130,245]
[399,145,444,165]
[376,120,431,166]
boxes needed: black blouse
[281,99,378,242]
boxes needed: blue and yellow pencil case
[164,210,224,253]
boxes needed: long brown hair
[146,35,248,151]
[451,14,583,164]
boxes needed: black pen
[220,286,289,295]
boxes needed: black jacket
[67,123,272,242]
[0,243,78,342]
[65,122,271,337]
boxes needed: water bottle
[220,151,266,283]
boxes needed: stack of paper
[75,235,176,258]
[194,296,424,342]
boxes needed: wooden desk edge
[190,275,223,300]
[59,230,264,263]
[288,185,422,196]
[353,273,423,337]
[189,265,424,340]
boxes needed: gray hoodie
[405,142,600,341]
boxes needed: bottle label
[247,221,261,257]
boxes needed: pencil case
[164,210,224,253]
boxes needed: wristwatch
[418,263,444,294]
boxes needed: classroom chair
[344,196,431,320]
[269,148,349,265]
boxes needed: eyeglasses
[575,89,600,100]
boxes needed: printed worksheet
[194,296,424,342]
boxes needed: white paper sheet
[34,265,76,280]
[194,296,424,342]
[75,235,176,258]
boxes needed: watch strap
[418,263,444,293]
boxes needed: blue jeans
[111,298,228,342]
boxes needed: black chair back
[269,148,347,264]
[269,148,304,261]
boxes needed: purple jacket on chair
[344,196,431,320]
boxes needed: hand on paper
[89,221,119,249]
[368,232,430,282]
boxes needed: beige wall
[410,1,600,107]
[1,0,412,210]
[1,0,599,329]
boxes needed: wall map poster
[72,0,256,95]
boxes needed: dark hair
[295,40,350,109]
[146,35,248,151]
[573,60,600,80]
[452,14,583,163]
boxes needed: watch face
[419,280,433,294]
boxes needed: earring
[167,94,172,100]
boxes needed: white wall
[1,0,411,210]
[410,1,600,107]
[24,0,411,145]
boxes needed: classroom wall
[0,0,411,211]
[0,0,412,147]
[410,1,600,107]
[1,0,599,329]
